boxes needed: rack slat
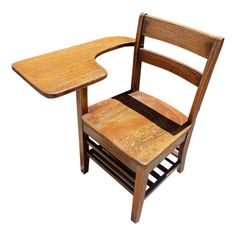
[157,164,168,172]
[145,160,180,198]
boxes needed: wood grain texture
[139,48,202,86]
[142,15,216,58]
[12,37,135,98]
[82,91,191,166]
[83,122,137,172]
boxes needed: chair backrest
[131,13,224,123]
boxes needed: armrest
[12,36,135,98]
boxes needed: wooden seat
[83,91,191,166]
[12,13,224,223]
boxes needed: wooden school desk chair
[12,13,224,223]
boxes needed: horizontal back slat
[139,48,202,86]
[142,15,216,58]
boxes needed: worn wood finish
[76,87,89,174]
[131,13,147,91]
[12,37,135,98]
[82,91,191,166]
[139,48,202,86]
[142,15,216,58]
[131,166,148,223]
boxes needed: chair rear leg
[177,128,194,173]
[131,166,148,223]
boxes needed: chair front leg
[79,132,89,174]
[76,88,89,174]
[131,166,148,223]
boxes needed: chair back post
[131,13,147,91]
[188,37,224,122]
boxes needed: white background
[0,0,235,235]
